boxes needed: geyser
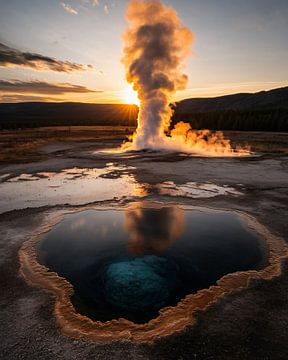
[122,0,249,156]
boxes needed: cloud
[104,4,109,14]
[71,1,113,15]
[0,94,61,103]
[80,0,99,7]
[0,43,92,73]
[60,2,78,15]
[0,80,101,95]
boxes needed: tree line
[0,104,288,132]
[171,108,288,132]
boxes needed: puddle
[157,181,242,198]
[0,173,11,182]
[0,165,146,213]
[7,173,41,182]
[0,163,244,214]
[37,203,267,324]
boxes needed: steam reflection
[125,204,184,255]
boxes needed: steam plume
[122,0,249,156]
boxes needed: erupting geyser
[122,0,249,156]
[122,0,192,150]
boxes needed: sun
[124,84,140,106]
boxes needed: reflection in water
[157,181,242,198]
[38,203,267,324]
[125,204,184,255]
[0,166,147,213]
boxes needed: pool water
[38,204,267,324]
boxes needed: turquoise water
[38,204,267,323]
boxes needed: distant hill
[172,87,288,132]
[0,103,138,129]
[176,86,288,112]
[0,87,287,131]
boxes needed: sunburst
[124,84,140,106]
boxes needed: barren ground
[0,127,288,360]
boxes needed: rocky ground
[0,129,288,359]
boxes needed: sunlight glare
[124,85,140,106]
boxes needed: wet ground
[1,130,288,359]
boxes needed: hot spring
[36,203,267,324]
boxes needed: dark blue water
[38,204,267,324]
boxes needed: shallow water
[157,181,242,198]
[38,203,267,324]
[0,161,243,214]
[0,165,145,213]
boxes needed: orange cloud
[0,80,100,95]
[60,2,78,15]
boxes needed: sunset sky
[0,0,287,103]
